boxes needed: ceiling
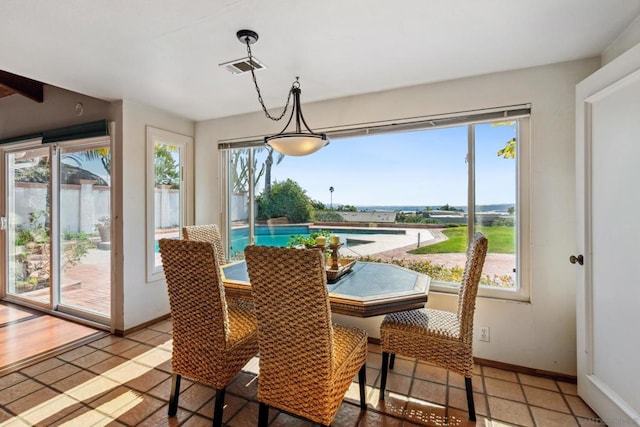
[1,0,639,121]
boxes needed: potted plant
[96,216,111,242]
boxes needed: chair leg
[358,364,367,409]
[380,352,389,400]
[168,374,181,416]
[389,353,396,370]
[258,401,269,427]
[212,388,226,427]
[465,377,476,421]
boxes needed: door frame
[0,135,113,329]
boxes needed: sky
[260,122,517,208]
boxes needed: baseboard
[114,313,171,336]
[473,357,577,384]
[367,337,576,383]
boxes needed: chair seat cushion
[333,324,368,373]
[381,308,461,340]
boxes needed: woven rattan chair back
[245,245,334,388]
[244,245,368,426]
[456,232,489,343]
[379,232,488,421]
[159,239,232,374]
[182,224,226,267]
[159,238,259,427]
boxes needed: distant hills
[355,204,514,213]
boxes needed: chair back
[244,246,335,399]
[182,224,226,267]
[159,239,230,355]
[456,232,488,343]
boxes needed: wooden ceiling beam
[0,70,44,102]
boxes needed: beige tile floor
[0,319,605,427]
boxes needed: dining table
[221,259,431,317]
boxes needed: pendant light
[237,29,329,156]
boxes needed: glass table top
[221,260,429,302]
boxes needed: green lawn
[408,226,515,254]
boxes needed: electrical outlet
[479,326,490,342]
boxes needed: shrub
[257,179,313,223]
[287,230,332,248]
[313,210,344,222]
[356,256,514,288]
[491,217,515,227]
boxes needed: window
[220,108,530,300]
[146,126,192,282]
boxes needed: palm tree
[263,147,285,198]
[329,186,334,209]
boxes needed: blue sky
[264,122,517,207]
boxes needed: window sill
[429,281,531,303]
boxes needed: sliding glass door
[58,143,111,319]
[5,146,52,307]
[3,138,111,324]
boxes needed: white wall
[195,58,600,375]
[0,85,113,139]
[118,100,194,331]
[603,15,640,65]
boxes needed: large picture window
[221,109,530,300]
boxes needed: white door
[576,44,640,426]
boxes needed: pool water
[230,225,404,255]
[155,225,404,256]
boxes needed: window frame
[145,126,193,282]
[219,108,531,301]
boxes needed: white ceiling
[2,0,639,121]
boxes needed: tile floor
[0,319,605,426]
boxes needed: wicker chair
[379,232,488,421]
[182,224,226,267]
[244,245,368,427]
[159,239,258,427]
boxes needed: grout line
[480,365,492,422]
[517,372,538,427]
[556,379,585,425]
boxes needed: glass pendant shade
[265,134,328,156]
[263,85,329,156]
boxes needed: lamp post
[329,186,334,209]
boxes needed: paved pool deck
[326,226,445,257]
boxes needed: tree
[337,204,357,212]
[440,203,462,212]
[494,121,516,159]
[70,147,111,179]
[257,179,313,223]
[230,149,265,193]
[329,186,334,209]
[310,199,326,210]
[263,147,285,197]
[154,144,179,187]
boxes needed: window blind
[218,104,531,150]
[0,120,109,146]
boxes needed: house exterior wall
[195,58,600,375]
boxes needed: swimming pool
[230,224,404,256]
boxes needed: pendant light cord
[244,38,295,122]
